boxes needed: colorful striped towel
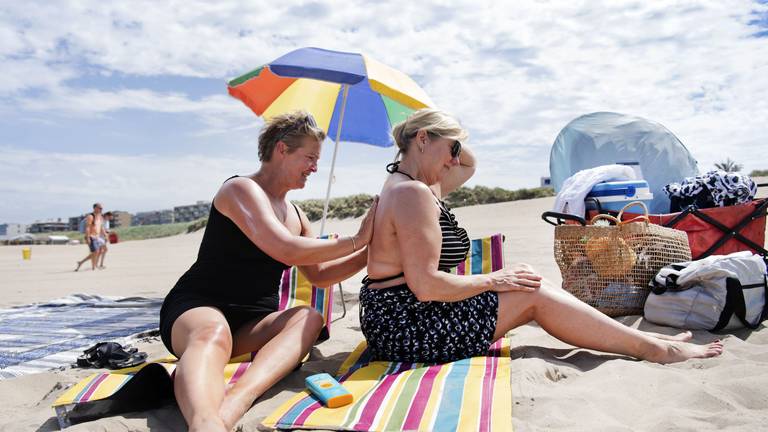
[0,294,161,379]
[51,351,257,429]
[263,338,512,432]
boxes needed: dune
[0,193,766,431]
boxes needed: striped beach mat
[263,338,513,432]
[51,351,257,429]
[0,294,161,379]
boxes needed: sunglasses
[276,114,319,144]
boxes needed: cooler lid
[588,180,650,198]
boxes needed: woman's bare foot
[645,339,724,364]
[74,262,82,272]
[219,391,254,431]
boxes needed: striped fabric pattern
[0,294,161,379]
[54,355,252,406]
[452,233,505,276]
[263,338,512,432]
[437,203,471,270]
[52,353,257,429]
[279,233,338,339]
[263,234,510,431]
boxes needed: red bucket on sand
[108,232,118,244]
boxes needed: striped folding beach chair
[278,233,346,341]
[279,266,337,341]
[52,351,259,429]
[452,233,505,275]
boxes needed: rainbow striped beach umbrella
[227,47,435,231]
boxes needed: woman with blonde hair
[360,108,723,365]
[160,111,377,431]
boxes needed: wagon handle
[541,211,587,226]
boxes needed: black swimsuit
[359,169,499,363]
[159,176,295,355]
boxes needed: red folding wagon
[585,185,767,260]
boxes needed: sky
[1,0,767,224]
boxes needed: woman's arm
[433,145,476,197]
[215,177,375,266]
[295,205,369,287]
[393,183,540,302]
[393,183,491,302]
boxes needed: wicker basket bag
[543,202,692,316]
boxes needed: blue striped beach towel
[0,294,161,379]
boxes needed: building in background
[174,201,211,223]
[110,211,132,228]
[132,210,174,226]
[540,176,552,188]
[68,210,132,230]
[68,215,82,232]
[0,223,28,240]
[28,219,69,233]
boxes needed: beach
[1,194,767,431]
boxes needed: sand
[1,193,767,431]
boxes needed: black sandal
[76,342,147,369]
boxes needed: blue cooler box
[586,180,653,212]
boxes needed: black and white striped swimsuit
[359,171,499,363]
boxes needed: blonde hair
[391,109,468,157]
[258,110,326,162]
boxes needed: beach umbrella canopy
[227,47,435,231]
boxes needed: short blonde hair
[258,111,326,162]
[391,109,468,155]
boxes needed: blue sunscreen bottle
[305,373,353,408]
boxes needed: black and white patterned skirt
[359,284,499,363]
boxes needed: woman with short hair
[160,111,377,431]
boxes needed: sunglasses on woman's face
[450,140,462,158]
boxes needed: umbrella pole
[320,84,350,235]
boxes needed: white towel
[553,165,636,217]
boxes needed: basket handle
[617,201,650,220]
[589,214,621,226]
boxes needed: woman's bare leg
[493,273,723,364]
[218,306,324,430]
[170,307,233,432]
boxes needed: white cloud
[1,0,768,222]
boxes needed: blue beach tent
[549,112,699,214]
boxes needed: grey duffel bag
[644,251,767,331]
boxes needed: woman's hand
[488,268,542,293]
[354,196,378,248]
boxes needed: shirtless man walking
[75,203,106,271]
